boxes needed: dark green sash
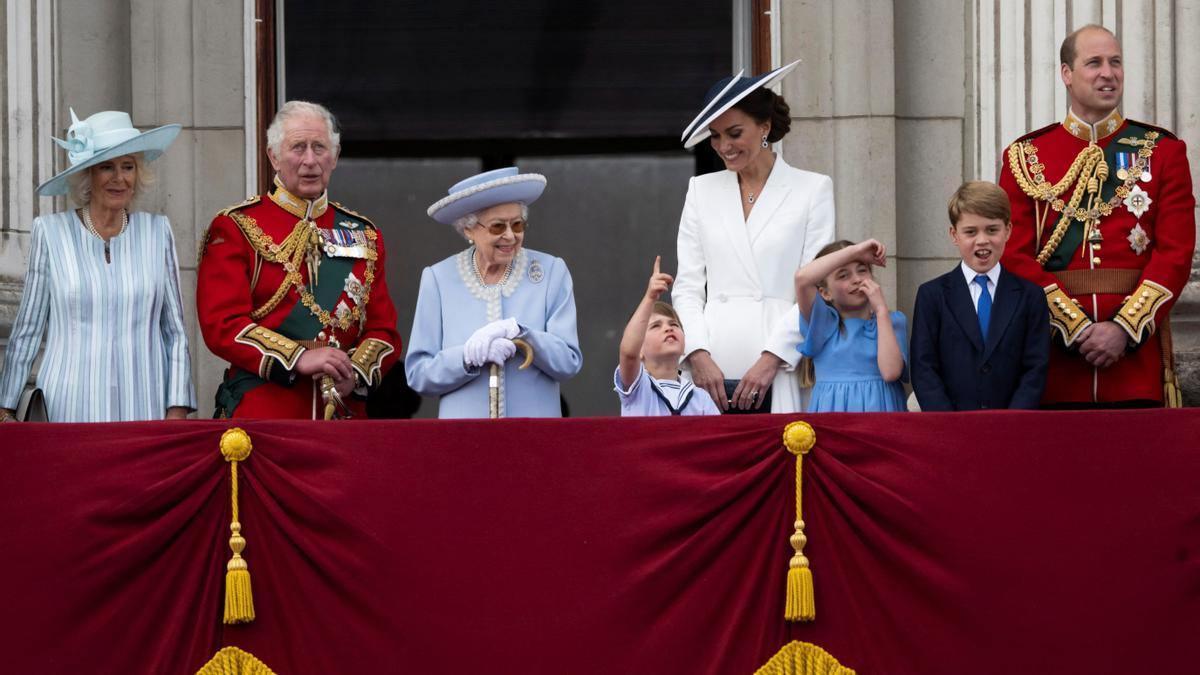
[1044,122,1152,271]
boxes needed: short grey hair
[453,203,530,237]
[67,154,154,207]
[266,100,341,156]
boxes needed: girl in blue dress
[793,239,908,412]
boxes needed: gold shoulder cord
[230,211,378,329]
[1007,131,1159,266]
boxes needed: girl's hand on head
[645,256,674,301]
[857,239,887,267]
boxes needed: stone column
[129,0,252,417]
[777,0,900,307]
[893,0,968,316]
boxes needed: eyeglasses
[481,219,527,235]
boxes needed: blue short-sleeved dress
[798,295,908,413]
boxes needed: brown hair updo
[733,88,792,143]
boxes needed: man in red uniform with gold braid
[197,101,401,418]
[999,25,1196,408]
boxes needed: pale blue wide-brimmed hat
[681,59,801,149]
[36,108,182,196]
[427,167,547,225]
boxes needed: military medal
[1114,152,1132,181]
[1140,157,1152,182]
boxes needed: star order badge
[1127,223,1150,255]
[1123,184,1152,218]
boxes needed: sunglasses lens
[488,221,525,235]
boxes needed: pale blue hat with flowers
[427,167,547,225]
[36,108,181,196]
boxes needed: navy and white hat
[427,167,547,225]
[37,109,181,196]
[680,60,801,149]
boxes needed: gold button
[1134,302,1144,310]
[1092,257,1102,265]
[1141,291,1151,298]
[1091,244,1101,251]
[1128,308,1137,315]
[1070,312,1078,320]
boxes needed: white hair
[453,203,530,237]
[67,154,154,207]
[266,100,341,156]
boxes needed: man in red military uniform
[999,25,1195,407]
[197,101,401,418]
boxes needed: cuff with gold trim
[235,323,306,384]
[349,338,395,387]
[1113,280,1172,344]
[1045,284,1092,347]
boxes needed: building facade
[3,0,1198,415]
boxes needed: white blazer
[674,157,835,413]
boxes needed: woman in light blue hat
[405,168,582,418]
[0,109,196,422]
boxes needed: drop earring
[761,135,769,148]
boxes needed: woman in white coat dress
[675,61,834,413]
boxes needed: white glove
[485,338,517,366]
[463,318,520,368]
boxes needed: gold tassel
[1164,368,1183,408]
[783,421,817,622]
[220,428,256,624]
[753,640,856,675]
[196,646,278,675]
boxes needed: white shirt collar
[960,261,1001,289]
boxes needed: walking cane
[490,338,533,418]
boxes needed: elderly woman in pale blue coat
[405,168,582,418]
[0,109,195,422]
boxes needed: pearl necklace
[80,207,129,241]
[80,208,128,263]
[472,247,514,287]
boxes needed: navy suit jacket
[910,265,1050,410]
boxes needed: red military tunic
[197,181,401,418]
[999,109,1195,405]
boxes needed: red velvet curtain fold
[1,411,1197,674]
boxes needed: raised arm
[793,239,887,321]
[618,256,673,390]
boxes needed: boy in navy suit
[911,181,1050,410]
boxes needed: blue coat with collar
[910,265,1050,411]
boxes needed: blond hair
[66,153,154,207]
[948,180,1010,227]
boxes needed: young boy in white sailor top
[615,257,721,416]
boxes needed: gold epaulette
[331,202,378,229]
[219,195,262,217]
[1113,280,1172,344]
[1045,284,1092,346]
[234,323,305,380]
[200,196,264,265]
[349,338,395,387]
